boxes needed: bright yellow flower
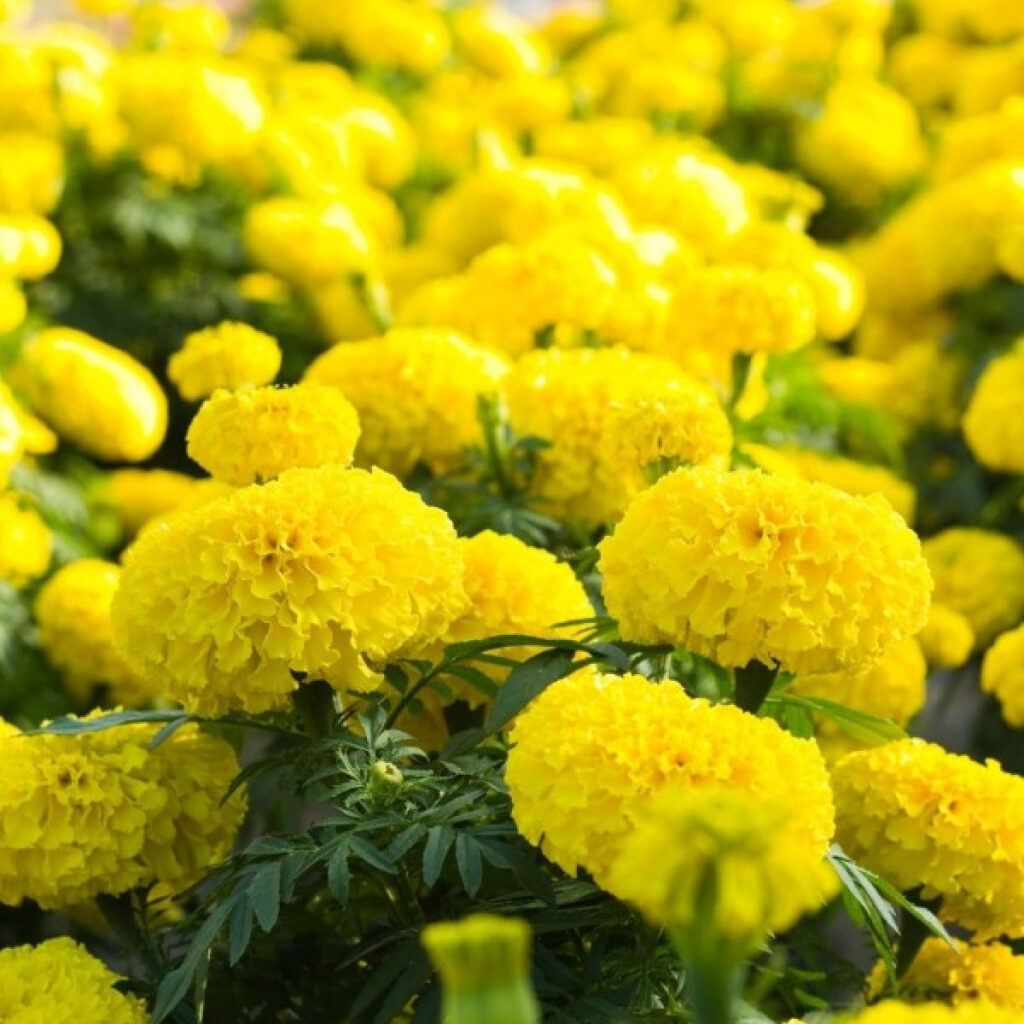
[600,467,931,675]
[100,468,220,536]
[888,33,964,110]
[186,383,361,486]
[607,788,837,946]
[506,672,834,883]
[452,3,552,77]
[0,213,61,280]
[922,528,1024,647]
[0,133,63,215]
[0,937,148,1023]
[0,492,50,586]
[130,2,230,54]
[10,327,167,463]
[0,718,243,908]
[35,559,156,708]
[982,624,1024,729]
[848,1001,1022,1024]
[917,603,975,670]
[304,329,509,477]
[897,938,1024,1009]
[113,466,467,717]
[963,343,1024,474]
[833,738,1024,938]
[788,637,927,759]
[935,100,1024,184]
[661,265,817,358]
[0,276,25,334]
[532,117,656,175]
[167,321,282,403]
[505,348,734,528]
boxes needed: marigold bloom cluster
[168,321,282,402]
[599,467,932,676]
[981,624,1024,728]
[0,719,243,908]
[0,937,148,1023]
[0,491,51,586]
[606,788,838,945]
[34,559,155,708]
[100,468,213,536]
[847,1001,1021,1024]
[305,329,509,477]
[962,342,1024,473]
[113,465,466,716]
[833,739,1024,938]
[506,672,834,884]
[186,383,361,485]
[897,939,1024,1009]
[922,528,1024,646]
[917,603,976,669]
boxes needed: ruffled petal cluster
[833,738,1024,938]
[112,465,467,716]
[897,938,1024,1009]
[599,467,932,675]
[848,1002,1021,1024]
[962,341,1024,474]
[917,602,976,669]
[506,672,834,883]
[0,937,148,1023]
[981,624,1024,728]
[167,320,282,402]
[186,383,360,485]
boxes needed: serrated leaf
[250,862,282,933]
[767,695,905,744]
[371,952,431,1024]
[486,647,577,732]
[387,823,427,862]
[455,833,484,897]
[350,939,420,1018]
[32,709,190,736]
[147,715,198,750]
[350,836,397,874]
[422,825,454,887]
[327,843,350,905]
[227,895,254,967]
[439,728,489,759]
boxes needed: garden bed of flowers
[1,0,1024,1021]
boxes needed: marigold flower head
[35,559,156,708]
[0,719,243,908]
[100,468,210,536]
[918,602,975,669]
[788,637,927,759]
[0,378,55,486]
[661,265,817,359]
[10,327,167,463]
[848,1001,1022,1024]
[922,528,1024,647]
[305,329,509,477]
[0,276,25,334]
[0,492,51,586]
[743,444,916,522]
[506,672,834,883]
[963,343,1024,474]
[0,213,61,280]
[833,738,1024,938]
[0,937,148,1023]
[600,467,931,676]
[0,133,64,215]
[895,938,1024,1009]
[186,383,361,486]
[113,465,466,716]
[606,788,837,947]
[167,321,281,402]
[506,347,733,528]
[981,624,1024,729]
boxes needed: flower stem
[733,661,776,714]
[684,958,741,1024]
[291,679,337,739]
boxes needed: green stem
[291,679,337,739]
[734,661,776,714]
[729,353,753,409]
[684,959,740,1024]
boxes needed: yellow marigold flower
[922,528,1024,647]
[743,444,916,522]
[167,321,281,403]
[854,306,954,362]
[884,341,969,434]
[0,719,243,908]
[848,1001,1021,1024]
[506,672,834,883]
[532,117,656,175]
[600,467,931,676]
[817,356,895,407]
[606,788,837,947]
[0,377,55,480]
[918,603,975,669]
[610,142,752,253]
[0,276,25,334]
[113,465,467,717]
[934,100,1024,184]
[897,938,1024,1009]
[0,937,148,1023]
[101,468,215,536]
[661,265,817,359]
[505,348,734,529]
[963,344,1024,473]
[398,230,618,357]
[186,383,361,486]
[130,1,230,53]
[0,133,64,215]
[788,637,927,759]
[0,492,51,586]
[35,559,156,708]
[914,0,1024,43]
[305,329,509,477]
[243,196,377,289]
[795,79,926,207]
[0,213,60,280]
[888,34,964,110]
[283,0,451,75]
[452,3,551,77]
[982,624,1024,728]
[833,738,1024,938]
[10,327,167,462]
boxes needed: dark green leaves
[486,647,578,731]
[765,695,906,744]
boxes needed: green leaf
[147,715,198,750]
[227,895,254,967]
[765,695,905,744]
[350,836,397,875]
[422,825,454,887]
[250,861,282,933]
[455,833,484,897]
[327,843,351,905]
[350,939,420,1019]
[486,647,577,732]
[31,709,190,736]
